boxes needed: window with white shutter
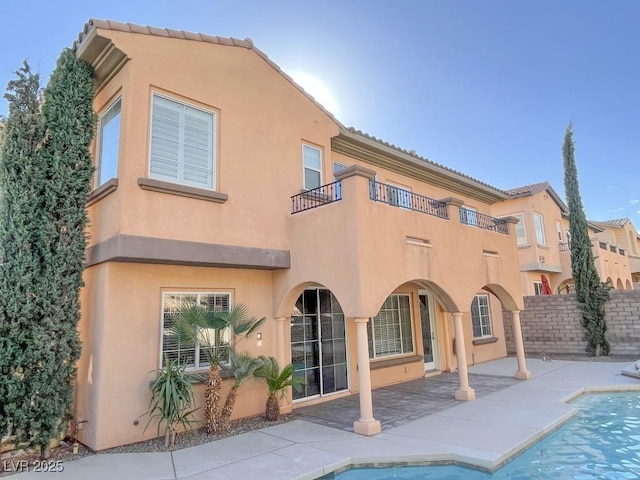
[150,94,215,189]
[367,294,414,359]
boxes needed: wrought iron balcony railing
[559,242,571,252]
[291,181,342,214]
[369,181,448,219]
[459,207,509,234]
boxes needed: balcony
[369,181,448,219]
[291,181,342,214]
[291,179,510,237]
[459,207,509,234]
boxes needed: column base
[515,370,531,380]
[454,387,476,401]
[353,419,381,436]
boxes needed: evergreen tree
[0,50,95,457]
[30,49,95,455]
[562,123,610,355]
[0,62,46,442]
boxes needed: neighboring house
[492,181,634,295]
[73,19,530,451]
[590,218,640,287]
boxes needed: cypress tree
[31,48,95,455]
[0,49,95,457]
[562,123,610,355]
[0,62,46,443]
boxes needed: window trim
[471,294,493,339]
[302,143,322,190]
[368,293,415,360]
[533,212,547,246]
[556,221,563,242]
[149,92,217,190]
[533,281,543,296]
[95,97,122,188]
[512,212,527,246]
[160,291,232,371]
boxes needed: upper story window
[471,294,492,338]
[150,94,216,189]
[534,213,546,245]
[556,221,563,242]
[96,98,121,187]
[513,213,527,245]
[367,294,413,359]
[303,144,322,190]
[333,161,348,178]
[161,292,230,370]
[462,206,479,226]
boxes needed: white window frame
[149,93,216,189]
[556,221,563,242]
[534,213,547,246]
[302,143,322,190]
[533,281,543,296]
[367,294,414,359]
[160,291,231,370]
[96,97,122,187]
[512,213,527,245]
[471,294,493,338]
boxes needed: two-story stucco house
[73,19,530,451]
[492,181,634,296]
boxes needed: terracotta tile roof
[590,218,630,228]
[505,181,551,198]
[74,19,342,126]
[344,128,508,195]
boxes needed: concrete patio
[9,357,640,479]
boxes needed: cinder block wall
[503,290,640,356]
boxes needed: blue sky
[2,1,639,225]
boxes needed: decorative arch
[625,279,633,290]
[373,278,460,314]
[275,280,347,318]
[616,278,624,290]
[480,283,520,311]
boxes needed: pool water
[335,391,640,479]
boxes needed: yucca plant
[255,357,305,421]
[172,303,265,434]
[218,351,265,431]
[145,358,198,447]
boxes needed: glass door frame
[418,289,440,372]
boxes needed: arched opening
[626,279,633,290]
[557,279,575,294]
[616,278,624,290]
[291,287,348,401]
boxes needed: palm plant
[171,303,264,434]
[218,351,265,431]
[255,356,305,421]
[145,358,198,447]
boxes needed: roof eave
[74,20,129,94]
[332,129,508,204]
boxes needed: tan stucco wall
[78,27,525,450]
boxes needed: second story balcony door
[419,291,439,372]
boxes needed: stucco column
[275,317,287,367]
[275,316,293,414]
[353,317,381,435]
[453,312,475,401]
[511,310,531,380]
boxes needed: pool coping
[317,365,640,479]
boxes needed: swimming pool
[334,391,640,479]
